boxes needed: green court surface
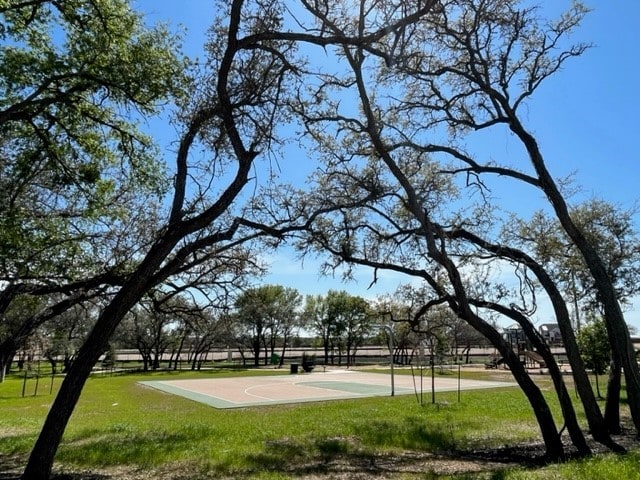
[140,370,514,409]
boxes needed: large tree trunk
[453,228,614,447]
[349,36,561,458]
[421,228,566,459]
[532,277,617,447]
[22,225,185,479]
[427,233,565,459]
[22,287,149,479]
[22,345,99,479]
[511,121,640,433]
[515,264,612,446]
[361,132,565,460]
[475,301,591,455]
[480,325,565,460]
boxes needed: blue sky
[134,1,640,329]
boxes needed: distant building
[539,324,562,345]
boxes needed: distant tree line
[7,282,499,376]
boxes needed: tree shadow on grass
[0,433,37,479]
[0,452,26,480]
[55,423,213,467]
[238,434,526,479]
[241,435,379,477]
[354,417,459,451]
[10,417,635,479]
[234,418,556,479]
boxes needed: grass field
[0,367,638,479]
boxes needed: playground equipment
[484,356,504,369]
[21,362,56,397]
[484,350,546,370]
[524,350,546,368]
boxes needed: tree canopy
[234,284,302,366]
[3,1,639,477]
[0,0,188,380]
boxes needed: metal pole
[431,351,435,404]
[34,360,40,396]
[375,324,395,396]
[387,325,395,396]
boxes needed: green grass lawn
[0,367,638,479]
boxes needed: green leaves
[0,0,185,282]
[576,317,610,375]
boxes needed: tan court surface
[140,369,515,409]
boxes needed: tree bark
[510,120,640,433]
[451,228,614,447]
[348,56,564,459]
[473,300,590,455]
[423,227,565,460]
[467,314,566,460]
[22,268,158,479]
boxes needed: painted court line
[140,371,515,409]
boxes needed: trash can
[290,363,298,374]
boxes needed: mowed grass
[0,367,638,479]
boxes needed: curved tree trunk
[511,121,640,433]
[452,228,614,447]
[522,333,591,454]
[465,314,565,460]
[520,269,612,445]
[347,36,563,460]
[474,301,590,455]
[22,271,158,479]
[421,225,565,460]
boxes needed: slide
[524,350,546,367]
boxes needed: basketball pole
[375,324,395,397]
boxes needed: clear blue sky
[134,1,640,330]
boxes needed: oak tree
[22,1,306,477]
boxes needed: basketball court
[140,369,514,409]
